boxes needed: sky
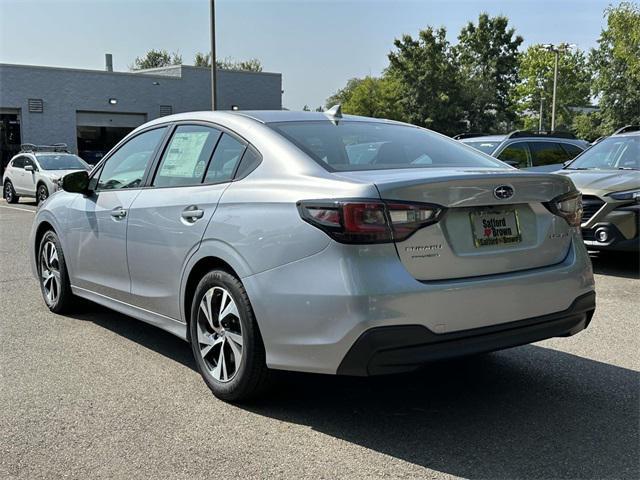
[0,0,614,110]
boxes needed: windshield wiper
[618,167,638,170]
[565,167,591,170]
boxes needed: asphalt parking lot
[1,200,638,480]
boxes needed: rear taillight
[297,199,444,244]
[545,191,582,227]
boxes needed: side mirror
[24,164,34,172]
[62,170,91,194]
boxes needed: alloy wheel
[38,185,48,203]
[196,286,244,382]
[4,183,12,202]
[40,241,61,305]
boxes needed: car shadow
[68,301,639,479]
[590,251,639,279]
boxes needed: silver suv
[30,110,596,401]
[459,131,589,171]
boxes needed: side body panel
[126,184,228,319]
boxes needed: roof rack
[452,133,489,140]
[612,125,640,135]
[506,130,576,140]
[20,143,69,153]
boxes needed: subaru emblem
[494,185,514,200]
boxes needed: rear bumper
[337,291,595,376]
[244,235,595,375]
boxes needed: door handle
[181,206,204,221]
[110,207,127,219]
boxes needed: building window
[28,99,44,113]
[159,105,173,116]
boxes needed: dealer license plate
[470,209,522,248]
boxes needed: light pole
[541,43,575,131]
[210,0,217,111]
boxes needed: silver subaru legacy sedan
[30,109,596,401]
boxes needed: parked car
[556,126,639,252]
[458,131,589,171]
[30,109,595,401]
[3,144,90,204]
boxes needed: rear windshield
[463,140,501,154]
[36,154,88,171]
[268,121,507,171]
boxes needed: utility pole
[210,0,217,111]
[541,43,575,132]
[539,96,544,132]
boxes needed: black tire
[4,180,19,204]
[37,230,75,313]
[37,183,49,204]
[189,270,271,402]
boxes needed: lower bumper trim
[337,291,596,376]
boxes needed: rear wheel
[4,180,19,203]
[37,183,49,204]
[38,230,75,313]
[189,270,271,402]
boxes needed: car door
[9,156,27,193]
[127,124,247,320]
[65,127,168,302]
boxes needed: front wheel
[38,230,75,313]
[189,270,271,402]
[37,183,49,204]
[4,180,19,203]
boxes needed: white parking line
[0,205,36,213]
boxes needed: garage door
[76,111,146,128]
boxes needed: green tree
[327,75,405,120]
[325,77,366,109]
[194,53,263,72]
[513,45,591,132]
[572,112,607,142]
[131,49,182,70]
[590,2,640,131]
[455,13,523,133]
[387,27,464,135]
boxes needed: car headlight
[609,189,640,203]
[544,191,583,227]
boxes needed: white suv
[3,144,89,204]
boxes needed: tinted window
[97,127,166,190]
[153,125,221,187]
[235,145,261,179]
[12,157,25,168]
[529,142,569,166]
[497,143,529,168]
[204,134,245,183]
[268,121,506,171]
[36,154,88,171]
[560,143,583,158]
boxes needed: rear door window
[528,142,569,166]
[497,142,529,168]
[153,125,221,187]
[204,134,246,184]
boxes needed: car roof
[232,109,410,125]
[613,130,640,137]
[460,135,506,143]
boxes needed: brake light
[297,199,444,244]
[544,191,582,227]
